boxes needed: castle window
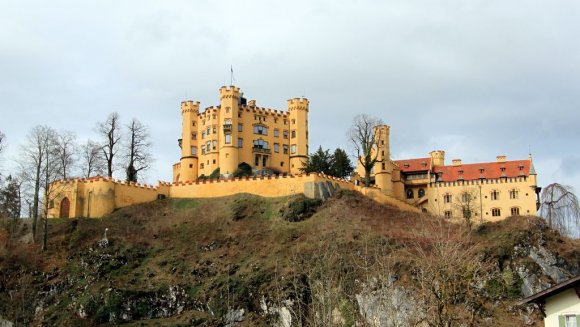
[200,163,204,169]
[292,119,296,125]
[274,129,279,137]
[255,155,259,166]
[291,130,296,139]
[280,161,284,167]
[418,188,425,198]
[212,114,216,120]
[192,121,196,127]
[213,159,216,164]
[444,211,452,219]
[274,143,280,153]
[206,141,211,152]
[212,140,217,150]
[491,190,499,200]
[274,118,278,123]
[213,126,216,134]
[284,119,287,125]
[406,189,414,199]
[192,132,197,140]
[283,131,289,139]
[238,138,243,148]
[253,125,268,135]
[381,151,384,157]
[201,148,205,155]
[381,163,385,170]
[509,189,518,199]
[253,139,269,149]
[226,107,230,113]
[238,112,241,118]
[511,207,520,216]
[191,147,197,156]
[225,119,231,125]
[460,192,472,203]
[238,123,243,132]
[491,208,501,217]
[283,145,289,154]
[500,167,506,172]
[291,144,297,154]
[518,164,524,170]
[262,156,267,166]
[225,134,231,144]
[444,193,452,203]
[206,127,210,135]
[201,131,205,139]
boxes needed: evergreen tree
[0,175,21,219]
[301,146,332,175]
[330,148,354,178]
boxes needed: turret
[178,100,200,182]
[429,150,445,167]
[373,125,393,195]
[288,97,309,174]
[218,86,241,176]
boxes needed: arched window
[253,139,269,149]
[418,188,425,198]
[406,189,414,199]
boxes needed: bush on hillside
[281,195,322,222]
[209,168,220,179]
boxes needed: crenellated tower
[429,150,445,167]
[288,97,309,174]
[179,100,200,182]
[373,125,393,195]
[218,86,240,176]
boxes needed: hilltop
[0,191,578,326]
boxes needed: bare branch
[539,183,580,237]
[124,118,153,182]
[347,114,383,186]
[96,112,122,178]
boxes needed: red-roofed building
[355,125,540,221]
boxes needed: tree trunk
[31,161,41,242]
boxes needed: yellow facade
[175,86,309,182]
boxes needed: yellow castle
[173,86,309,182]
[47,85,538,222]
[354,125,540,221]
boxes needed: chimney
[452,159,462,166]
[496,155,506,163]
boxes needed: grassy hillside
[0,191,578,326]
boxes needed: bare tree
[411,230,494,327]
[40,131,61,252]
[0,130,5,158]
[55,130,77,180]
[539,183,580,237]
[18,126,55,241]
[124,118,152,182]
[80,139,106,178]
[348,114,384,187]
[453,188,481,230]
[96,112,121,178]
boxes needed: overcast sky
[1,0,579,195]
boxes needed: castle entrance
[60,197,70,218]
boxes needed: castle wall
[425,176,537,222]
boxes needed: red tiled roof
[394,158,432,172]
[434,160,530,182]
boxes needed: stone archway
[59,197,70,218]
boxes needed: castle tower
[218,86,240,176]
[373,125,393,195]
[179,100,200,182]
[288,98,309,174]
[429,150,445,167]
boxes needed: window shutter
[559,315,565,327]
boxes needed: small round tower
[429,150,446,167]
[179,100,200,182]
[218,86,241,176]
[288,97,309,174]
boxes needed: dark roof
[520,275,580,305]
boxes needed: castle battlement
[287,97,309,111]
[219,85,241,100]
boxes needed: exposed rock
[528,246,567,283]
[224,308,245,327]
[0,316,14,327]
[356,278,418,327]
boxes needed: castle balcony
[223,124,233,134]
[178,138,182,149]
[252,147,271,154]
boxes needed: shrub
[281,195,322,222]
[233,162,253,178]
[209,168,220,179]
